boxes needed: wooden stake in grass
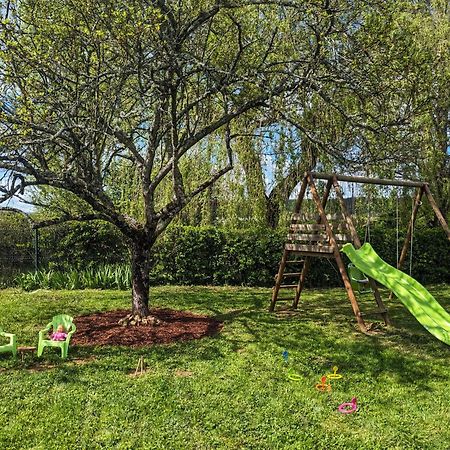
[134,356,145,376]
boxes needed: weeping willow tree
[206,1,450,229]
[409,2,450,221]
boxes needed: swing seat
[348,264,371,294]
[0,327,17,357]
[37,314,76,359]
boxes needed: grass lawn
[0,284,449,450]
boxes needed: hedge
[2,221,449,288]
[149,225,449,287]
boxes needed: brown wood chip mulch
[72,309,223,347]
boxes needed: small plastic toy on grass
[283,350,302,381]
[315,376,331,392]
[338,397,358,414]
[287,369,302,381]
[327,366,343,380]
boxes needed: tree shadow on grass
[199,288,450,389]
[1,286,448,391]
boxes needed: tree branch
[32,213,110,229]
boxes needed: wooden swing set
[269,172,450,332]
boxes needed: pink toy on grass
[338,397,358,414]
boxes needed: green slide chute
[342,243,450,345]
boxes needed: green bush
[367,224,450,284]
[150,225,449,287]
[38,221,128,270]
[9,223,450,290]
[0,212,35,287]
[149,227,331,288]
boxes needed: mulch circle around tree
[72,309,223,347]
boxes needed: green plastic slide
[342,243,450,346]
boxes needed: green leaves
[16,264,132,290]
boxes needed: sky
[0,169,34,212]
[0,196,34,212]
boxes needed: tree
[1,0,362,320]
[215,0,450,229]
[411,1,450,221]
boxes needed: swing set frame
[269,172,450,333]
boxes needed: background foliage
[4,219,449,290]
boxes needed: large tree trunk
[265,196,280,229]
[130,240,151,317]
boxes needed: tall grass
[16,264,131,290]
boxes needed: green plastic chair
[348,263,372,294]
[0,327,17,357]
[37,314,76,359]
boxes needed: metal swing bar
[311,172,425,188]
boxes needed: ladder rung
[286,260,305,264]
[289,224,326,231]
[285,243,334,254]
[278,284,298,289]
[274,272,302,281]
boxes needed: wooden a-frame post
[332,176,390,326]
[307,174,368,331]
